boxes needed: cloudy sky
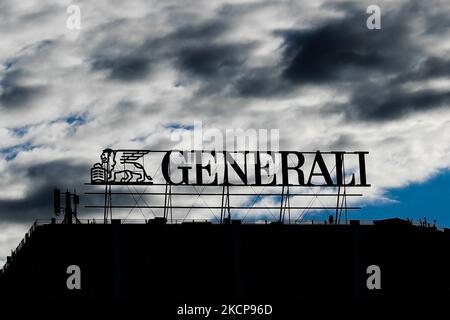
[1,0,449,266]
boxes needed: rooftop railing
[1,217,445,275]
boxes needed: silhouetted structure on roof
[1,218,450,305]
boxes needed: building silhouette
[1,217,450,308]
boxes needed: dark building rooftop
[1,217,449,307]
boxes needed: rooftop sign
[90,149,369,187]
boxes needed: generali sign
[91,149,369,187]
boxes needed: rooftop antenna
[53,188,81,224]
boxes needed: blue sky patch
[9,126,29,138]
[354,170,450,227]
[165,123,195,131]
[65,113,87,126]
[0,142,40,161]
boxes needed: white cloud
[0,222,29,268]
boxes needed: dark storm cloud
[343,87,450,121]
[0,70,44,109]
[86,18,156,81]
[177,44,246,77]
[394,57,450,83]
[84,1,450,121]
[88,17,256,92]
[0,161,90,222]
[166,20,257,94]
[87,19,232,82]
[279,10,411,84]
[247,3,449,121]
[234,67,286,98]
[425,13,450,35]
[230,4,416,99]
[169,20,228,42]
[0,39,52,108]
[398,0,450,35]
[0,86,43,108]
[175,42,256,96]
[91,55,151,81]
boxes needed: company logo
[91,149,153,183]
[91,149,370,187]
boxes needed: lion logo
[91,149,153,183]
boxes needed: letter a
[66,265,81,290]
[366,5,381,30]
[366,265,381,290]
[66,5,81,30]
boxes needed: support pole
[279,185,285,223]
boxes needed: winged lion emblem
[91,148,153,183]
